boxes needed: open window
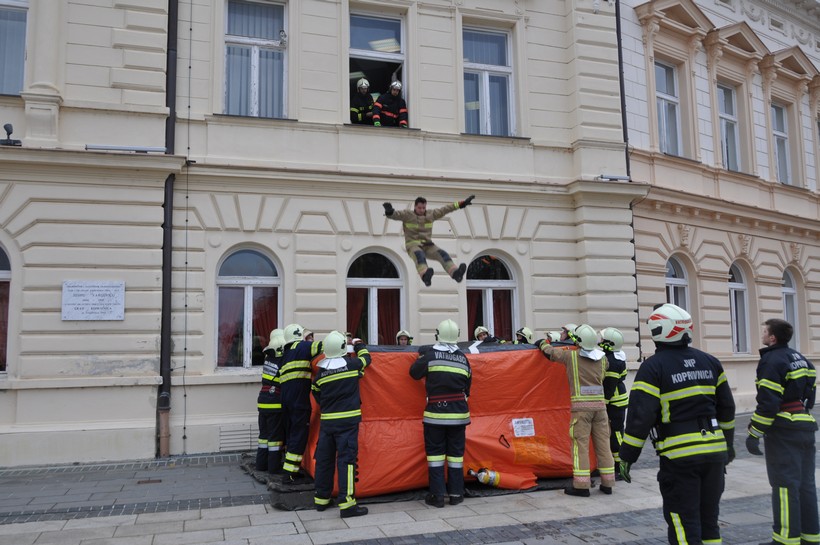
[216,249,280,367]
[349,14,404,104]
[346,252,403,345]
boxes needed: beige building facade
[0,0,814,466]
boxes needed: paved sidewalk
[0,413,814,545]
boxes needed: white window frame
[717,84,740,172]
[783,270,799,350]
[349,13,405,100]
[771,103,791,184]
[0,247,8,373]
[223,0,288,118]
[462,27,515,137]
[345,252,404,344]
[216,250,281,369]
[0,0,27,96]
[728,264,749,354]
[665,257,689,311]
[466,256,518,340]
[655,60,682,156]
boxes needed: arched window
[466,255,516,341]
[728,263,749,353]
[783,270,799,350]
[216,249,280,368]
[0,248,8,372]
[346,253,403,345]
[665,257,689,311]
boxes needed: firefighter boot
[452,263,467,283]
[564,486,590,498]
[422,268,434,287]
[340,505,368,518]
[425,494,445,508]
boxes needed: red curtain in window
[493,289,513,341]
[376,288,400,345]
[0,282,8,372]
[347,288,367,340]
[467,289,481,339]
[218,287,244,367]
[251,287,278,366]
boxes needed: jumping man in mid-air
[383,195,474,287]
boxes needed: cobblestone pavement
[0,412,814,545]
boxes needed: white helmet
[516,327,534,344]
[562,323,579,342]
[474,326,490,340]
[357,78,369,90]
[283,323,304,344]
[574,324,599,350]
[648,304,693,344]
[390,80,402,91]
[396,330,413,345]
[323,331,347,359]
[264,328,285,352]
[547,331,561,342]
[436,319,460,344]
[599,327,624,351]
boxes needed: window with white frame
[0,248,8,372]
[216,249,280,368]
[349,14,403,107]
[771,103,791,184]
[717,84,740,171]
[346,253,403,345]
[655,61,681,155]
[463,28,513,137]
[466,255,515,341]
[0,1,26,95]
[783,270,798,350]
[728,263,749,353]
[224,0,286,118]
[665,257,689,311]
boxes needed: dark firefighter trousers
[658,457,725,545]
[424,424,465,498]
[407,243,456,277]
[281,380,312,475]
[256,410,283,472]
[607,406,625,464]
[764,427,820,545]
[314,423,360,512]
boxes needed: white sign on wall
[61,281,125,321]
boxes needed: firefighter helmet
[574,324,599,350]
[547,331,561,343]
[265,328,284,352]
[562,323,579,341]
[390,80,402,91]
[436,319,460,344]
[357,78,369,90]
[516,327,534,344]
[283,323,304,344]
[396,330,413,345]
[323,331,347,358]
[474,326,490,340]
[648,304,693,344]
[599,327,624,351]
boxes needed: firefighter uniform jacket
[409,344,471,426]
[258,349,282,412]
[280,340,323,389]
[620,344,736,464]
[389,202,462,251]
[603,350,629,412]
[373,92,408,127]
[311,343,372,430]
[749,343,816,438]
[540,344,607,411]
[350,92,374,125]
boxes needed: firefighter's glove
[460,195,476,208]
[352,338,363,347]
[373,121,381,127]
[745,435,763,456]
[619,461,632,483]
[383,202,394,216]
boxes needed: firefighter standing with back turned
[410,319,472,507]
[599,327,629,476]
[619,303,736,545]
[312,331,371,518]
[256,328,285,474]
[746,318,818,545]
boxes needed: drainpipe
[158,0,179,458]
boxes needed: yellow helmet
[265,328,284,352]
[283,323,304,344]
[323,331,347,359]
[574,324,599,350]
[436,319,460,344]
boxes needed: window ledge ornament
[738,233,751,256]
[790,242,801,263]
[678,224,691,247]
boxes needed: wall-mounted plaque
[61,281,125,321]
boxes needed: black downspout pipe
[158,0,179,457]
